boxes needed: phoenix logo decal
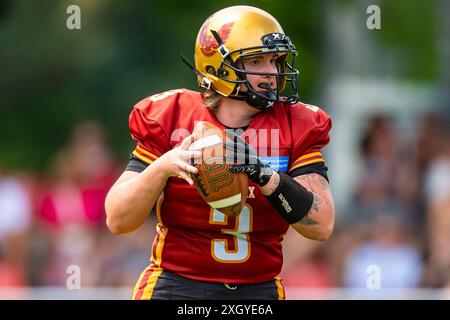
[199,21,234,57]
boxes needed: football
[189,121,249,217]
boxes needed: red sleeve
[128,89,199,164]
[288,104,332,173]
[128,97,170,165]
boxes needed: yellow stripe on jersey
[153,223,167,268]
[275,276,285,300]
[135,225,167,300]
[295,151,322,163]
[131,150,154,164]
[289,158,325,171]
[291,151,322,167]
[141,268,163,300]
[135,145,159,161]
[155,192,164,225]
[135,222,167,299]
[132,265,152,299]
[289,151,324,172]
[132,184,166,300]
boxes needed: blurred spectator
[36,121,119,286]
[40,150,104,227]
[0,167,32,244]
[423,130,450,287]
[70,121,118,190]
[0,165,33,286]
[416,113,448,177]
[351,114,422,229]
[338,114,424,290]
[409,112,449,232]
[342,213,423,289]
[39,121,117,228]
[355,115,398,213]
[355,115,420,217]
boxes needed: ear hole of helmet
[206,66,217,76]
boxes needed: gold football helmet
[183,5,299,110]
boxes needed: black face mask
[221,33,299,110]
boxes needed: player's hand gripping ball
[189,121,249,217]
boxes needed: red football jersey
[129,89,331,284]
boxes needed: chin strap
[245,92,277,110]
[228,89,278,111]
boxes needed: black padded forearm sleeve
[265,172,314,224]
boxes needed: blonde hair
[201,89,223,113]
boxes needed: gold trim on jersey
[133,225,167,300]
[289,151,324,172]
[209,207,229,225]
[275,276,285,300]
[132,265,151,299]
[152,223,167,268]
[136,145,159,160]
[132,266,163,300]
[132,145,159,164]
[141,268,163,300]
[133,201,167,300]
[131,151,153,164]
[297,151,322,161]
[155,191,164,225]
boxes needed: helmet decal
[199,21,234,57]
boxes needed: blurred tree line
[0,0,437,171]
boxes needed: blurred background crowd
[1,0,449,298]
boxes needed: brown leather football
[189,121,249,217]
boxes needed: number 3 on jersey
[209,204,253,263]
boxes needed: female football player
[105,5,335,300]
